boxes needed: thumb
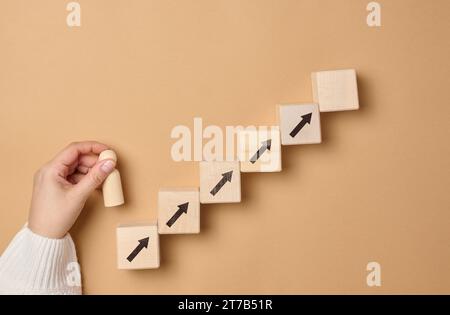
[74,159,116,198]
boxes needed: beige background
[0,0,449,294]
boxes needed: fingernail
[101,160,115,173]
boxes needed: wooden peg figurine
[99,150,124,207]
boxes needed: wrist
[27,221,67,239]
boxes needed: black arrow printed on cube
[127,237,150,262]
[210,171,233,196]
[289,112,312,138]
[249,139,272,164]
[166,202,189,228]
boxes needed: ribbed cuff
[0,226,82,295]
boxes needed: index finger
[51,141,110,167]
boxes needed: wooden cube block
[158,188,200,234]
[199,161,241,204]
[116,223,160,270]
[311,69,359,112]
[237,128,282,172]
[278,103,322,145]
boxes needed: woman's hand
[28,141,116,239]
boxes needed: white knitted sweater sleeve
[0,226,82,295]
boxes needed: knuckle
[34,166,49,182]
[68,141,79,148]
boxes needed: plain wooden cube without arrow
[278,103,322,145]
[311,69,359,112]
[116,223,160,270]
[200,161,241,204]
[158,188,200,234]
[237,128,282,172]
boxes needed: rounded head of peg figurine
[99,149,117,162]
